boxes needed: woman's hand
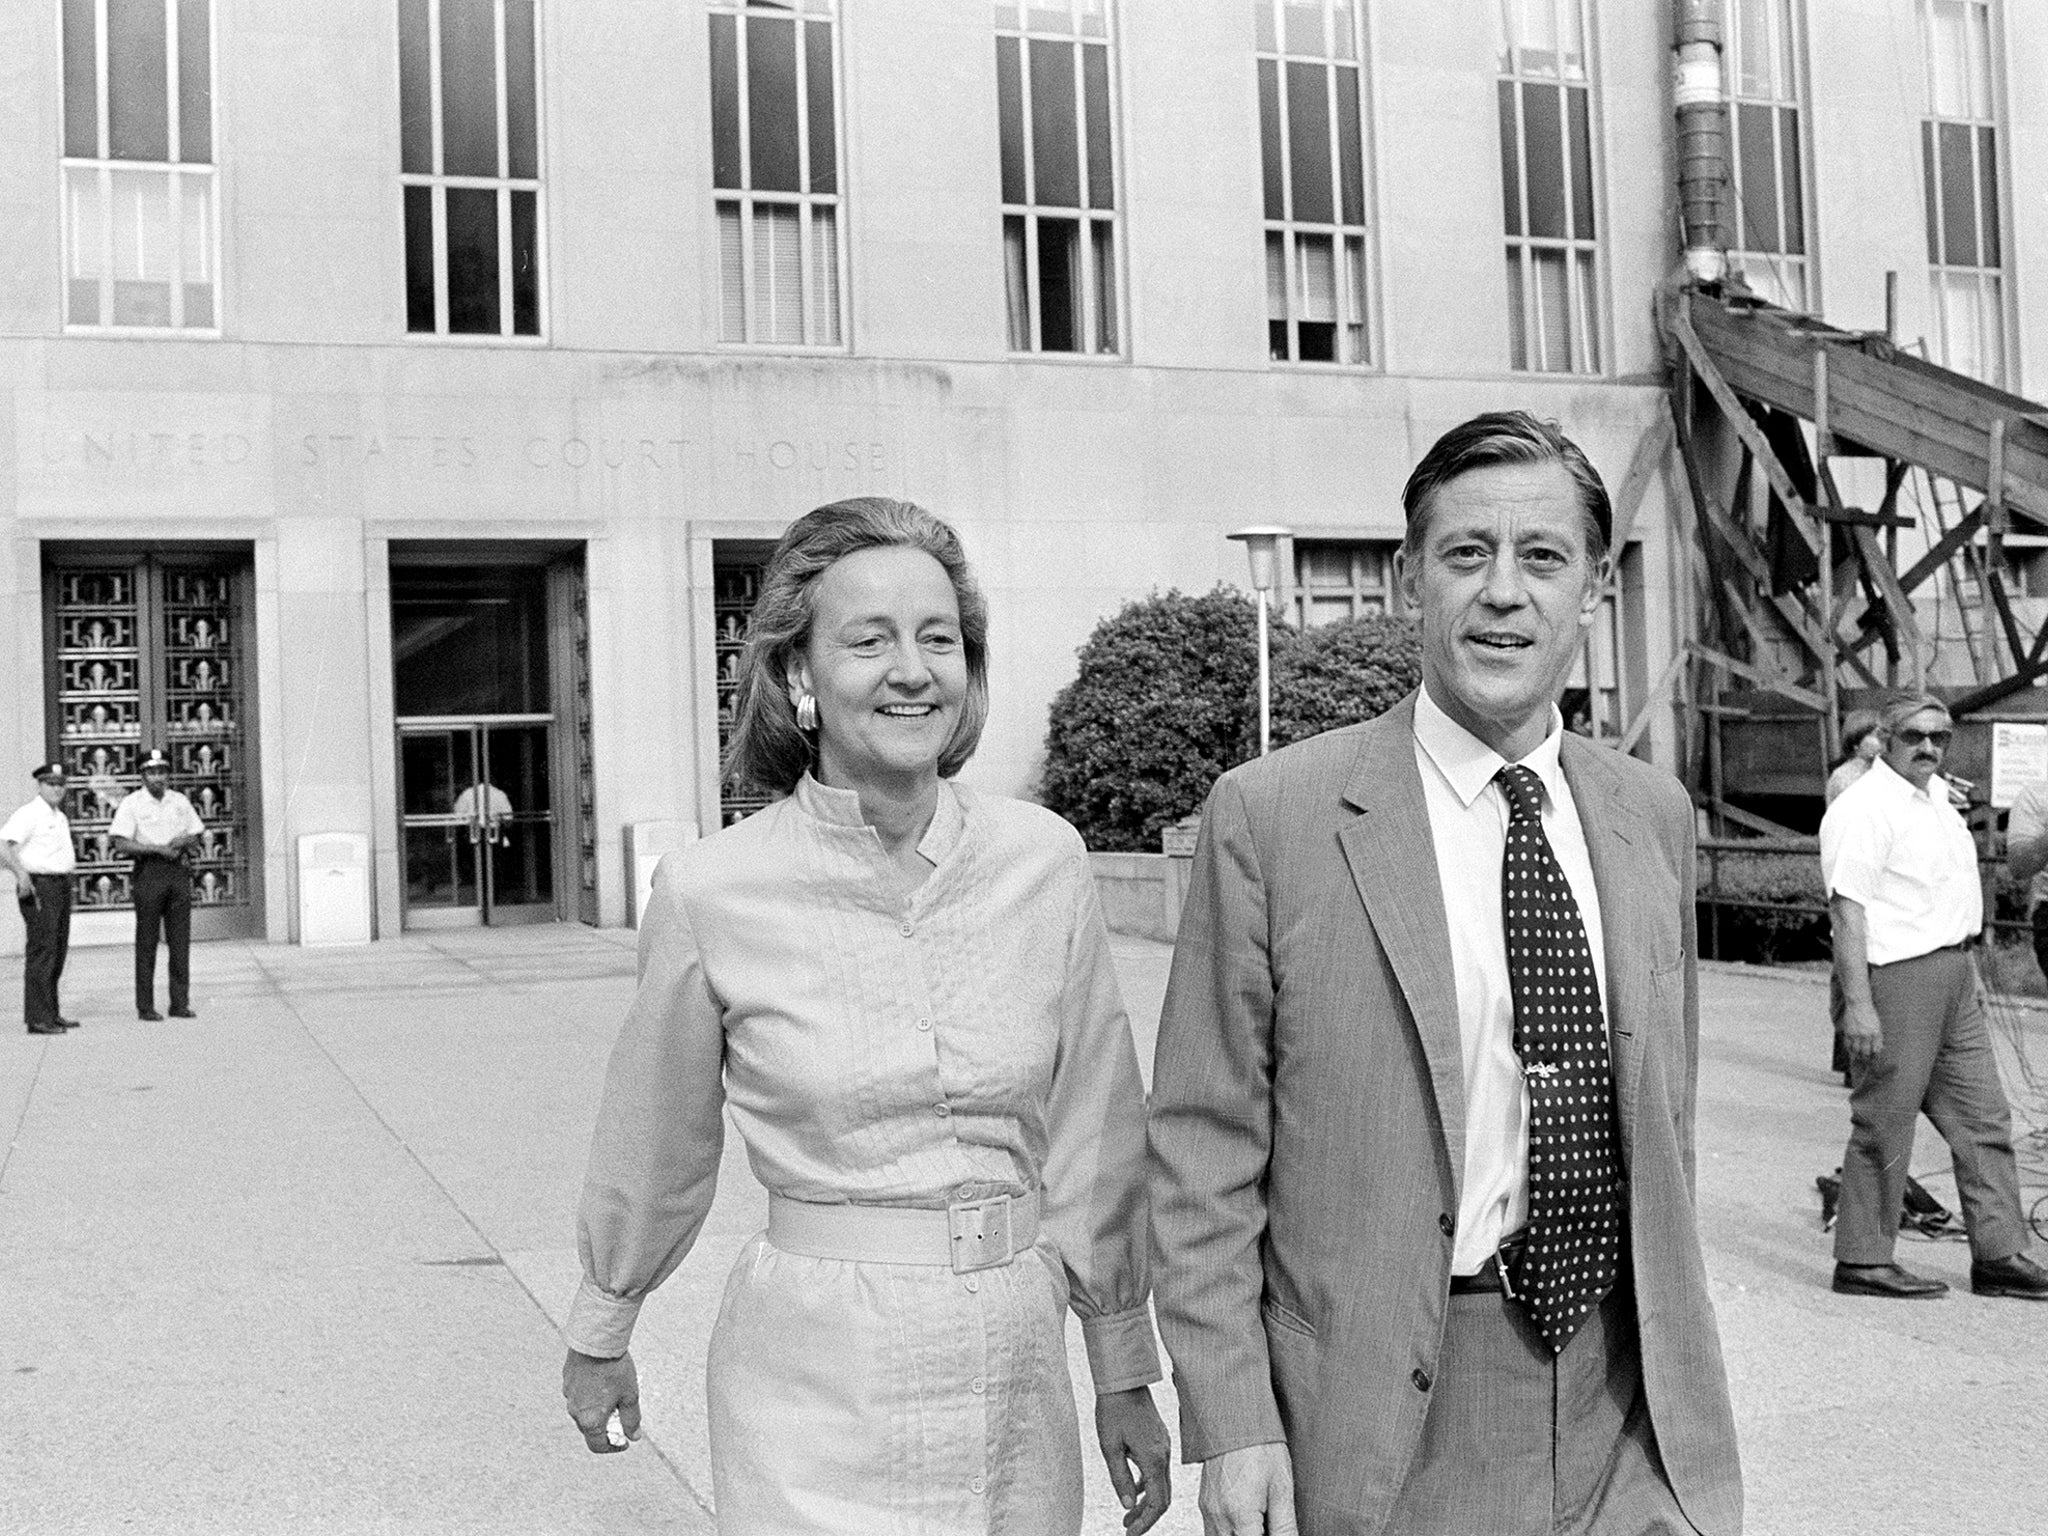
[562,1347,641,1454]
[1094,1385,1172,1533]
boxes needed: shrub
[1697,844,1829,964]
[1270,612,1422,749]
[1040,588,1269,853]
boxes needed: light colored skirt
[705,1231,1084,1535]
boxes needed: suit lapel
[1337,696,1466,1183]
[1560,737,1647,1163]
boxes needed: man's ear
[1393,545,1419,615]
[1578,553,1612,628]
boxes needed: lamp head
[1227,526,1292,594]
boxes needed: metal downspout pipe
[1674,0,1728,284]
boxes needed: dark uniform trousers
[19,874,71,1026]
[132,856,192,1014]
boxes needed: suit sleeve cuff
[563,1277,643,1360]
[1081,1305,1163,1393]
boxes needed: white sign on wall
[1989,722,2048,809]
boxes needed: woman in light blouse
[561,498,1171,1534]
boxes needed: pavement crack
[0,1044,52,1195]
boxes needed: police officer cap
[31,762,66,784]
[141,749,171,772]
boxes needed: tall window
[996,1,1119,355]
[1723,0,1808,310]
[399,0,543,338]
[710,0,843,348]
[1292,540,1394,626]
[1496,0,1600,373]
[1920,0,2003,384]
[1256,0,1371,365]
[61,0,217,330]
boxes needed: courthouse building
[1,0,2044,946]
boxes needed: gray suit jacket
[1149,694,1742,1536]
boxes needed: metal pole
[1257,589,1272,756]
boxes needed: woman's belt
[767,1191,1041,1274]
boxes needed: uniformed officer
[1,763,79,1035]
[110,748,205,1021]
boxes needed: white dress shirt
[109,787,206,849]
[1413,686,1610,1275]
[1,797,77,875]
[1820,759,1980,964]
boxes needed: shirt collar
[1412,684,1568,812]
[793,771,967,863]
[1866,757,1946,804]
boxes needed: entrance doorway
[399,719,555,927]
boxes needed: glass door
[399,718,555,927]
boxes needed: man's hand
[561,1348,641,1454]
[1198,1442,1296,1536]
[13,870,33,900]
[1840,1000,1883,1063]
[1094,1386,1172,1532]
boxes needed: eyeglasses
[1893,727,1952,749]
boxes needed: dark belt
[1449,1233,1527,1297]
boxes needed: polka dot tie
[1495,764,1624,1355]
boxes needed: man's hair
[1878,691,1949,735]
[1400,410,1612,562]
[724,497,990,797]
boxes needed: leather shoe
[57,1017,80,1029]
[1971,1252,2048,1300]
[169,1007,197,1019]
[138,1009,164,1021]
[1832,1262,1948,1299]
[25,1020,66,1035]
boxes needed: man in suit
[1150,411,1741,1535]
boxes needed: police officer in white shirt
[110,748,206,1021]
[1821,693,2048,1301]
[1,763,79,1035]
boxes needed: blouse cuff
[1081,1304,1164,1394]
[564,1276,643,1360]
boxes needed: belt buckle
[948,1195,1015,1274]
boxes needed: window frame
[709,0,849,353]
[1722,0,1814,312]
[58,0,224,335]
[1289,536,1397,628]
[1918,0,2008,385]
[397,0,549,344]
[1495,0,1605,376]
[1256,0,1376,369]
[996,0,1125,360]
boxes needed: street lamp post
[1228,526,1291,756]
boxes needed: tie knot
[1496,763,1544,823]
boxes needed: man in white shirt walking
[1,763,79,1035]
[1821,694,2047,1301]
[110,748,206,1021]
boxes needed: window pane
[66,167,106,325]
[1258,59,1284,222]
[1301,546,1349,586]
[1297,233,1335,319]
[177,0,211,162]
[111,169,173,325]
[1004,214,1031,349]
[181,176,213,325]
[1938,119,1977,266]
[506,0,538,180]
[1029,40,1080,207]
[1308,596,1352,625]
[1566,85,1593,239]
[997,36,1026,204]
[1265,229,1287,318]
[1332,0,1357,58]
[1533,246,1569,371]
[1921,121,1940,264]
[404,184,436,331]
[1573,247,1599,370]
[710,14,741,189]
[1505,247,1527,368]
[1736,0,1774,96]
[1091,219,1116,351]
[805,21,836,194]
[1254,0,1276,52]
[1736,101,1779,250]
[1343,235,1367,362]
[444,185,501,334]
[1497,79,1521,236]
[748,16,800,193]
[1778,107,1804,253]
[64,0,98,158]
[1521,84,1565,239]
[1335,65,1363,226]
[510,188,538,334]
[811,204,840,343]
[753,203,801,343]
[108,0,170,162]
[718,200,745,340]
[440,0,500,179]
[1283,0,1322,55]
[1036,215,1079,351]
[400,0,433,174]
[1285,61,1332,223]
[1977,124,2000,268]
[1082,43,1112,209]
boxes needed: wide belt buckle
[948,1195,1015,1274]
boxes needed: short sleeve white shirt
[1,797,77,875]
[1819,759,1980,964]
[109,787,205,847]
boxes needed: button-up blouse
[568,774,1161,1392]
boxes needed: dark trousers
[132,858,192,1014]
[2032,905,2048,985]
[19,874,71,1026]
[1835,948,2026,1265]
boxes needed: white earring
[794,693,819,733]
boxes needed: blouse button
[970,1376,986,1394]
[934,1103,951,1118]
[916,1017,933,1032]
[964,1276,980,1293]
[899,920,915,937]
[970,1476,986,1495]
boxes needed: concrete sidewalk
[2,929,2044,1535]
